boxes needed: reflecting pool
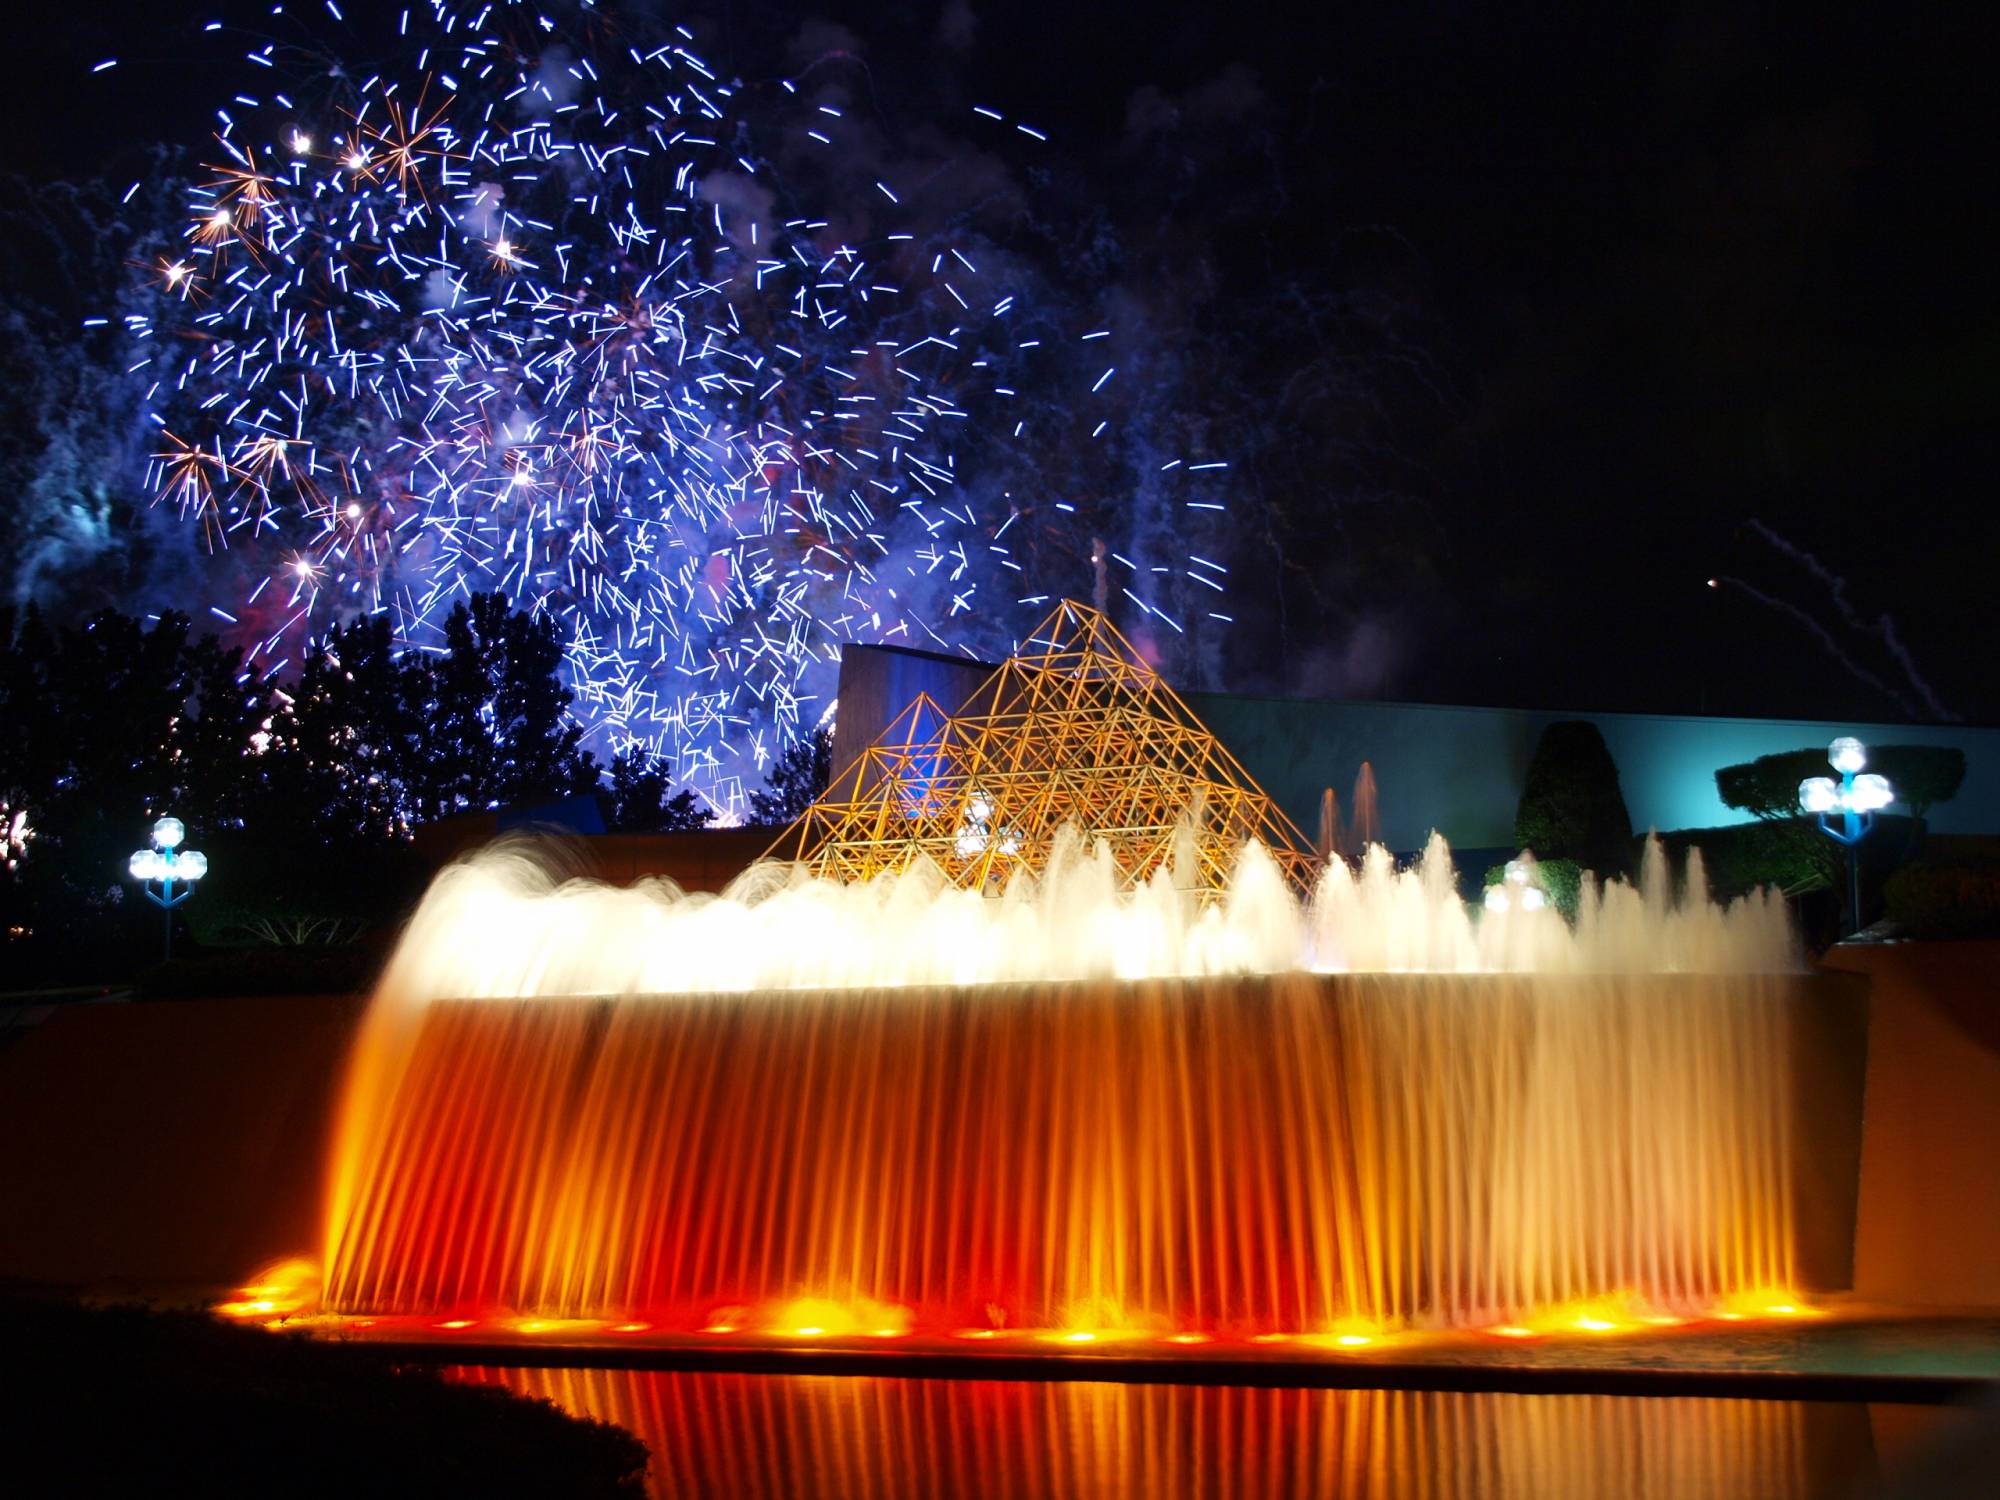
[453,1366,1973,1499]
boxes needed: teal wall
[1186,691,2000,852]
[834,645,2000,853]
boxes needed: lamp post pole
[128,816,208,963]
[1799,738,1893,939]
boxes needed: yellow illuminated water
[318,835,1806,1337]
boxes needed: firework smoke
[115,2,1240,808]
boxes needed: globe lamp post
[1798,738,1893,937]
[128,816,208,961]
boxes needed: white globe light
[1847,773,1894,814]
[129,850,163,880]
[1828,737,1868,775]
[152,816,186,850]
[178,850,209,881]
[1520,887,1547,911]
[1799,777,1840,815]
[1483,886,1510,913]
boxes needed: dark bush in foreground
[182,832,430,951]
[0,1293,647,1498]
[138,943,387,998]
[1886,862,2000,940]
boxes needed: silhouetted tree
[0,592,745,977]
[602,749,712,833]
[0,605,273,972]
[412,593,597,819]
[264,615,425,839]
[169,634,271,829]
[747,726,833,826]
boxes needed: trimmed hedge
[181,832,428,950]
[1886,861,2000,939]
[1867,745,1968,818]
[139,943,386,999]
[1717,744,1967,822]
[1654,819,1836,900]
[1484,858,1585,919]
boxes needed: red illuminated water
[324,971,1807,1336]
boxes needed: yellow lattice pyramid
[764,601,1315,893]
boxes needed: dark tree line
[0,593,824,982]
[747,727,834,829]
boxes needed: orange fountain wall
[324,973,1860,1333]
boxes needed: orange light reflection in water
[453,1366,1904,1500]
[324,973,1805,1336]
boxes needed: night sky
[7,0,1990,725]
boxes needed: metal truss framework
[763,601,1316,893]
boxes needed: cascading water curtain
[324,972,1800,1332]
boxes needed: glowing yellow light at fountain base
[221,1287,1822,1352]
[767,1296,915,1340]
[511,1317,601,1336]
[1477,1292,1819,1342]
[1722,1290,1818,1320]
[217,1248,1819,1352]
[214,1257,321,1322]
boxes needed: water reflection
[454,1366,1920,1498]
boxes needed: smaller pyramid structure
[764,601,1315,893]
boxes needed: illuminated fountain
[308,604,1834,1351]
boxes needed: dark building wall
[832,643,990,777]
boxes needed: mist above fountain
[364,829,1790,1006]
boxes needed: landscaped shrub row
[1886,861,2000,940]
